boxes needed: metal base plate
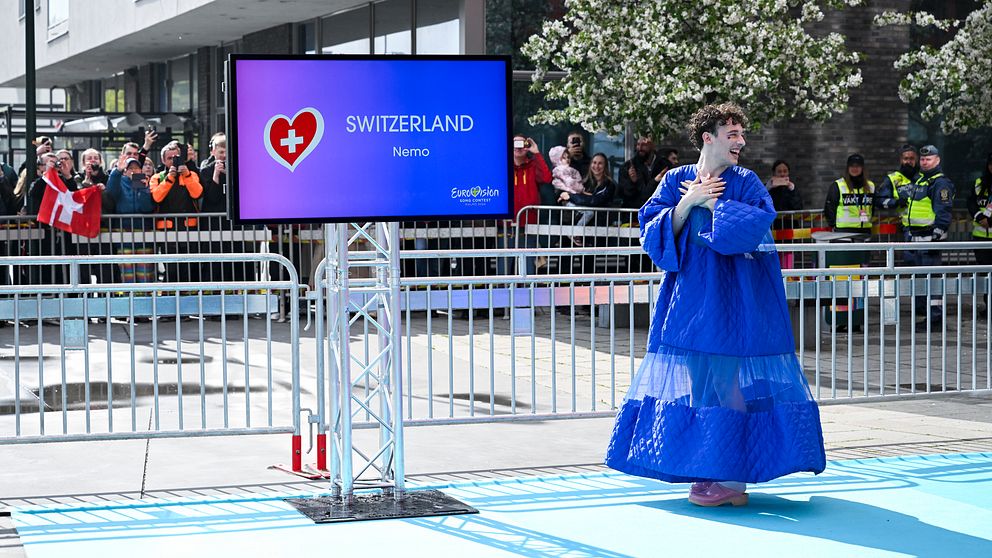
[285,489,478,524]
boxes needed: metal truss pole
[327,222,405,499]
[290,222,471,523]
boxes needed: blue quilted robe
[605,165,826,484]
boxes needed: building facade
[1,0,987,208]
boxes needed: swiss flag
[37,166,102,238]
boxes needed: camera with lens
[171,155,182,168]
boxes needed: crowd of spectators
[1,128,990,291]
[0,130,233,286]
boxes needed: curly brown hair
[687,103,749,150]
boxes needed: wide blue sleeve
[638,173,687,272]
[698,173,777,255]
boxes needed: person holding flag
[25,150,102,285]
[36,151,103,239]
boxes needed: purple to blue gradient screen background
[231,58,510,221]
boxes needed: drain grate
[285,489,477,523]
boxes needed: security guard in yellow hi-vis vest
[966,152,992,312]
[875,144,920,210]
[900,145,955,331]
[822,153,875,331]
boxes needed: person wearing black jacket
[0,159,19,289]
[198,136,227,214]
[618,135,668,210]
[0,159,17,216]
[558,153,617,248]
[967,152,992,311]
[566,130,591,178]
[198,134,245,282]
[765,160,803,211]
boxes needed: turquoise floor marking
[13,452,992,558]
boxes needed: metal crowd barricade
[314,240,992,430]
[0,253,304,469]
[779,241,992,400]
[773,209,980,269]
[517,205,643,276]
[338,245,658,429]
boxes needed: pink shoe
[689,482,714,496]
[688,483,749,507]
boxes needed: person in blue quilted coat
[605,103,826,507]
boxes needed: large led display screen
[227,55,512,223]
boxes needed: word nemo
[393,146,431,157]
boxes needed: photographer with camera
[80,148,108,190]
[496,134,550,276]
[150,140,202,229]
[150,141,203,286]
[106,157,156,287]
[566,130,591,178]
[75,148,118,286]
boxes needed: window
[47,0,68,40]
[298,20,317,54]
[19,0,40,20]
[374,0,412,55]
[322,6,371,54]
[169,56,191,113]
[416,0,460,54]
[103,74,124,112]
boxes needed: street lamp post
[24,0,37,182]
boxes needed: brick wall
[659,1,912,212]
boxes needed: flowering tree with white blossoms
[520,0,864,137]
[875,2,992,134]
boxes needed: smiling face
[848,163,863,177]
[590,154,607,179]
[703,121,746,168]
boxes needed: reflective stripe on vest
[834,178,875,229]
[973,178,992,239]
[903,172,942,228]
[887,171,912,200]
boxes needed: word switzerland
[345,114,475,133]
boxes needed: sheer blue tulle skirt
[605,346,826,484]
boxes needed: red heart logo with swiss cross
[263,107,324,172]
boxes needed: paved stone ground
[2,311,992,557]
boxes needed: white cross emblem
[280,129,305,153]
[264,108,325,172]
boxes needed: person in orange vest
[150,141,202,230]
[150,141,202,285]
